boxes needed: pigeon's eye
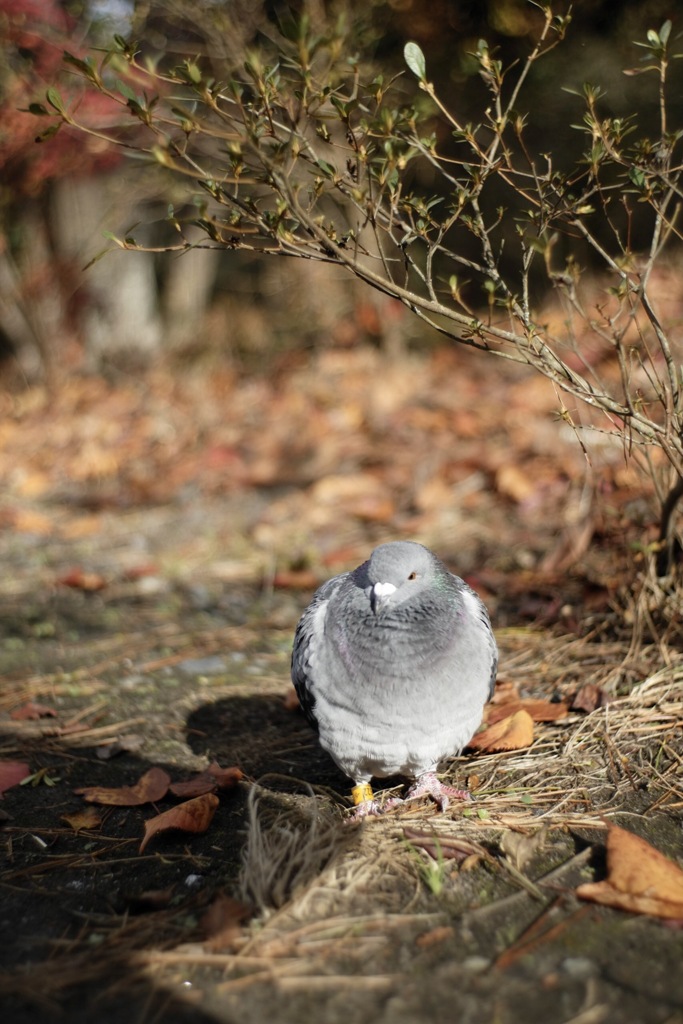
[407,571,418,581]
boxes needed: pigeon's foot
[402,772,472,812]
[348,782,383,819]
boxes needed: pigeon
[291,541,497,816]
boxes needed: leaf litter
[0,349,681,1022]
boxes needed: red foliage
[0,0,122,195]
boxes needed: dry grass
[199,626,683,995]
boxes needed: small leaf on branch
[404,42,427,81]
[45,87,66,115]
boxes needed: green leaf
[659,19,672,45]
[184,60,202,84]
[404,41,426,81]
[26,103,50,116]
[115,78,138,103]
[629,166,646,187]
[45,87,66,115]
[35,123,61,143]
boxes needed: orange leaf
[577,824,683,919]
[0,760,31,796]
[201,893,252,950]
[140,793,219,852]
[487,699,569,725]
[495,464,536,504]
[75,766,170,805]
[58,568,107,591]
[61,806,102,831]
[571,683,609,713]
[10,702,58,721]
[272,569,320,590]
[490,680,521,705]
[169,764,243,798]
[12,509,53,535]
[467,710,534,752]
[283,686,302,712]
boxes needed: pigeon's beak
[370,581,397,615]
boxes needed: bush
[36,6,683,575]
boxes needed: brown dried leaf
[487,699,569,725]
[500,827,548,871]
[272,568,320,590]
[140,793,219,852]
[12,509,53,535]
[75,766,170,805]
[61,806,102,831]
[495,464,537,504]
[468,709,534,752]
[490,680,521,705]
[415,926,454,950]
[10,702,58,721]
[570,683,609,713]
[283,687,301,712]
[169,763,243,798]
[202,893,252,950]
[0,760,31,797]
[577,824,683,920]
[58,568,107,591]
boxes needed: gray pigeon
[291,541,497,815]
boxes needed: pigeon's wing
[291,575,346,729]
[458,578,498,700]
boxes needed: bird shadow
[185,693,351,800]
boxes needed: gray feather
[291,541,497,788]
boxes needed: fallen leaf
[12,509,53,535]
[122,563,160,580]
[283,687,301,712]
[272,568,320,590]
[140,793,219,852]
[500,827,548,871]
[75,766,170,805]
[490,680,521,705]
[169,764,243,798]
[15,470,51,498]
[415,925,454,949]
[58,568,107,591]
[10,702,58,721]
[202,893,252,950]
[570,683,609,713]
[61,806,102,831]
[60,515,103,540]
[125,887,175,911]
[0,760,31,797]
[577,823,683,920]
[487,699,569,725]
[495,464,537,504]
[467,710,534,752]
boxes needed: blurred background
[0,0,681,621]
[2,0,680,378]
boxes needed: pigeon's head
[363,541,441,615]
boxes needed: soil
[0,350,682,1024]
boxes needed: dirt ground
[0,346,682,1024]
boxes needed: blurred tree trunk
[51,175,162,369]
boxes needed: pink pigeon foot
[384,772,472,813]
[405,772,472,810]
